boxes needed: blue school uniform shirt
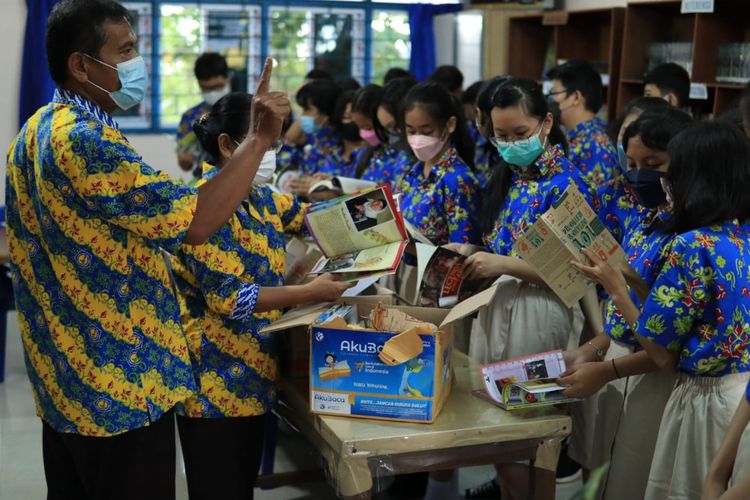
[567,117,618,188]
[605,209,676,346]
[483,144,594,257]
[276,143,303,174]
[596,176,655,247]
[635,220,750,376]
[316,142,364,178]
[397,147,481,245]
[359,144,412,188]
[300,127,340,175]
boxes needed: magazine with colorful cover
[474,350,579,411]
[304,184,408,281]
[513,184,641,308]
[410,244,493,308]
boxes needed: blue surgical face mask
[617,141,629,176]
[493,123,546,168]
[300,114,322,135]
[85,54,148,111]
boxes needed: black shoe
[464,478,501,499]
[556,451,582,484]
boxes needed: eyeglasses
[546,90,567,98]
[490,122,544,148]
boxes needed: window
[370,11,410,85]
[122,1,412,133]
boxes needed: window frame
[122,0,415,134]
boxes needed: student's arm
[463,252,547,286]
[176,226,351,320]
[187,59,290,245]
[703,399,750,500]
[558,349,659,398]
[284,119,306,147]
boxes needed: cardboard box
[265,294,496,423]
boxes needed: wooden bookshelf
[506,7,625,120]
[617,0,750,118]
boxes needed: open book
[475,350,578,411]
[401,244,492,308]
[309,176,377,196]
[305,185,408,281]
[513,184,641,308]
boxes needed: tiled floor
[0,312,580,499]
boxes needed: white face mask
[202,83,230,106]
[235,140,277,184]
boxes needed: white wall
[1,0,27,201]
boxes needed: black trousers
[176,414,267,500]
[42,410,176,500]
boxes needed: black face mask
[341,122,361,142]
[625,167,666,208]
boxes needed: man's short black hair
[305,69,333,81]
[546,59,604,113]
[46,0,131,85]
[428,65,464,93]
[194,53,229,81]
[644,63,691,108]
[383,67,413,84]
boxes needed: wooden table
[275,351,572,499]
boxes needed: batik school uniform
[467,120,496,186]
[177,100,213,181]
[276,143,303,175]
[634,220,750,500]
[397,147,481,245]
[300,127,340,175]
[469,145,591,365]
[358,144,412,188]
[596,175,655,247]
[170,163,307,496]
[568,209,678,500]
[567,117,618,188]
[315,142,364,179]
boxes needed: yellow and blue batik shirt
[171,163,307,418]
[5,89,199,437]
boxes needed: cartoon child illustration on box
[324,353,336,369]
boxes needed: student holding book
[562,108,693,499]
[349,84,412,187]
[569,121,750,500]
[170,92,352,500]
[453,78,590,500]
[397,81,481,246]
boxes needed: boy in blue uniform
[176,53,231,179]
[547,60,618,188]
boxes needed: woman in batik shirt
[171,92,351,500]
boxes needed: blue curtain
[19,0,58,128]
[408,3,463,81]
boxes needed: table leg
[337,456,372,499]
